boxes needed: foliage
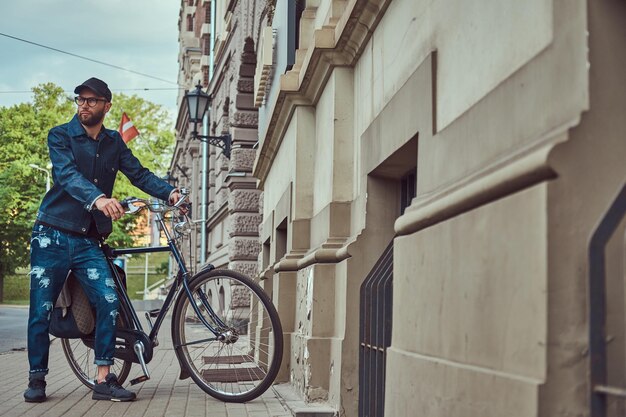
[155,260,169,275]
[125,252,170,300]
[104,93,175,246]
[0,83,174,301]
[4,252,170,303]
[3,274,30,304]
[0,83,74,301]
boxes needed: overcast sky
[0,0,180,116]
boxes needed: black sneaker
[24,377,47,403]
[92,373,136,402]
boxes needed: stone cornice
[273,240,351,273]
[394,120,579,236]
[253,0,393,188]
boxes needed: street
[0,310,297,417]
[0,306,28,353]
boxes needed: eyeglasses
[74,96,108,107]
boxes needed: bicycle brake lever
[120,197,141,214]
[125,204,141,214]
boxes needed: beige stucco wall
[538,2,626,414]
[263,115,297,221]
[313,68,354,216]
[395,184,548,377]
[254,0,626,415]
[384,0,588,414]
[389,184,547,416]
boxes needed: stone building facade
[172,0,263,276]
[252,1,626,417]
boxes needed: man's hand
[95,197,125,220]
[169,190,188,215]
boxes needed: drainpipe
[200,0,216,266]
[200,113,208,266]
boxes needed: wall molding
[394,120,580,236]
[253,0,394,187]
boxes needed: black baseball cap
[74,77,112,102]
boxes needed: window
[263,237,271,270]
[204,3,211,23]
[187,14,193,31]
[202,36,210,55]
[275,218,288,262]
[400,170,416,214]
[287,0,305,71]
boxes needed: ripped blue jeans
[28,224,119,375]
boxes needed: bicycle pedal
[147,308,160,318]
[133,341,151,383]
[130,375,150,385]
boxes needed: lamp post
[29,163,51,192]
[162,171,178,188]
[184,83,232,158]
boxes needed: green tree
[0,83,174,302]
[0,83,74,302]
[103,93,175,247]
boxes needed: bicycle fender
[171,286,192,380]
[198,263,215,273]
[175,353,191,380]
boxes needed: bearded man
[24,77,181,403]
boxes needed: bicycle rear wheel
[172,269,283,402]
[61,337,132,388]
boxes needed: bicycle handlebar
[119,187,190,215]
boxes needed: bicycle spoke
[177,336,218,347]
[61,319,132,388]
[173,270,283,402]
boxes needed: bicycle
[59,188,283,402]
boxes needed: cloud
[0,0,180,109]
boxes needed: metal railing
[589,183,626,417]
[359,240,393,417]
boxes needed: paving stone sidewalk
[0,313,291,417]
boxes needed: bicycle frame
[102,208,229,360]
[55,195,285,400]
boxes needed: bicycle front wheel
[172,269,283,402]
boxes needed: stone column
[227,37,261,278]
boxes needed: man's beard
[78,108,106,127]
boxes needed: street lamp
[184,83,232,158]
[29,163,51,192]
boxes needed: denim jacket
[36,114,174,237]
